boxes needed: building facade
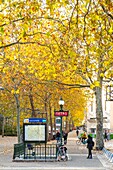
[87,87,113,134]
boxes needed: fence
[13,143,57,161]
[102,147,113,163]
[13,143,24,159]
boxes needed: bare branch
[0,39,21,49]
[49,80,90,88]
[68,2,78,30]
[83,0,92,41]
[101,4,113,20]
[0,18,25,27]
[0,16,65,28]
[0,40,48,49]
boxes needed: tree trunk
[2,116,5,137]
[29,93,35,117]
[49,103,53,140]
[14,93,21,143]
[66,117,68,131]
[44,100,49,140]
[95,86,104,150]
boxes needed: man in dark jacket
[87,135,94,159]
[63,131,68,144]
[56,130,61,143]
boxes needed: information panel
[23,123,47,143]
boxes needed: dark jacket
[87,135,94,150]
[63,132,68,140]
[56,131,61,138]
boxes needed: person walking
[63,131,68,144]
[104,130,108,142]
[87,135,94,159]
[76,129,79,137]
[56,130,61,143]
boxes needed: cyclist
[81,132,87,143]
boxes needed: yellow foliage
[90,84,95,90]
[94,81,100,87]
[100,73,104,78]
[0,0,113,130]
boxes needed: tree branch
[68,2,77,30]
[0,40,48,49]
[0,16,65,28]
[101,4,113,20]
[0,18,25,27]
[83,0,92,41]
[49,80,90,88]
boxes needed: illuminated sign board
[54,111,69,116]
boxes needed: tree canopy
[0,0,113,148]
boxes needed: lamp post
[59,97,64,145]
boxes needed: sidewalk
[0,131,113,170]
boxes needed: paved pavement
[0,130,113,170]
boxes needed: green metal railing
[13,143,57,161]
[24,143,57,160]
[13,143,24,159]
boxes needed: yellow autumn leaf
[109,27,113,34]
[0,0,2,4]
[100,73,104,78]
[15,89,19,94]
[30,70,34,74]
[35,72,38,77]
[90,84,95,89]
[94,81,100,87]
[11,89,15,94]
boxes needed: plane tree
[44,0,113,149]
[0,0,113,149]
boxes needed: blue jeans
[56,137,61,143]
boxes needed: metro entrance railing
[13,143,57,161]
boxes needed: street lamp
[59,97,64,111]
[59,97,64,145]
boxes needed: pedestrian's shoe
[87,156,89,159]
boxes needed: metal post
[59,97,64,145]
[60,104,63,145]
[60,116,62,145]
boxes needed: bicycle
[76,137,87,145]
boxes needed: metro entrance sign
[54,111,69,116]
[24,118,46,123]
